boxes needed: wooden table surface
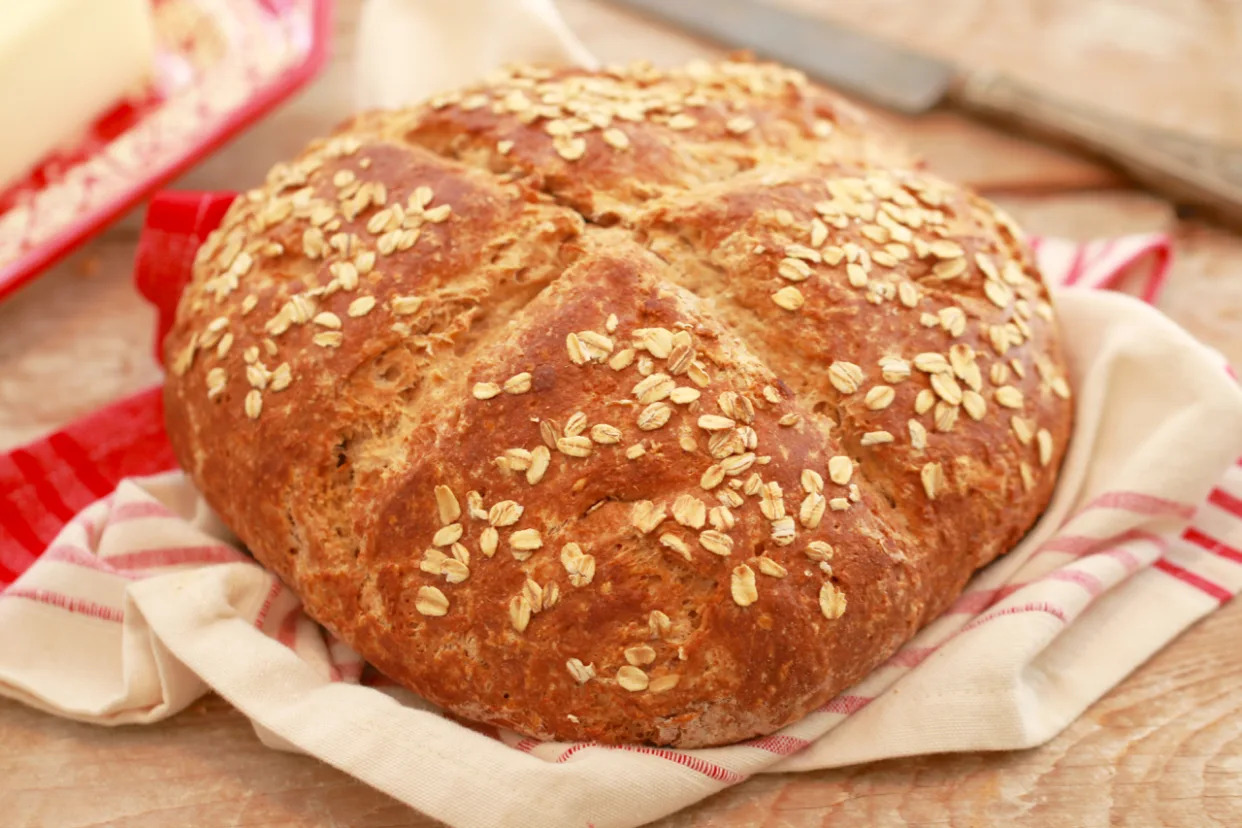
[3,1,1241,825]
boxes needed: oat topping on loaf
[163,59,1073,748]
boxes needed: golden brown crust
[162,60,1073,748]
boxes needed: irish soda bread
[163,60,1073,748]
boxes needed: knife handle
[949,70,1242,227]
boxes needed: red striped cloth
[0,191,237,587]
[2,192,1241,828]
[0,388,174,583]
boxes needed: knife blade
[603,0,954,114]
[602,0,1242,228]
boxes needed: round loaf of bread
[163,60,1073,748]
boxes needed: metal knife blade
[602,0,1242,228]
[602,0,956,113]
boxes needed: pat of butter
[0,0,156,189]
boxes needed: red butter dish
[0,0,332,302]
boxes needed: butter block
[0,0,156,189]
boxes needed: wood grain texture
[775,0,1242,143]
[2,0,1241,825]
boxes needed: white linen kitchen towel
[354,0,595,109]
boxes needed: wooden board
[3,1,1242,825]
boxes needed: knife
[604,0,1242,227]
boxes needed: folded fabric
[1,190,1240,828]
[354,0,596,110]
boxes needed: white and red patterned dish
[0,0,332,301]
